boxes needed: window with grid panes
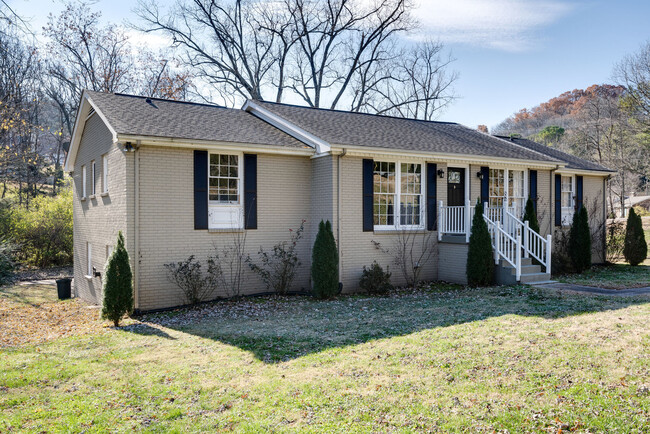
[209,154,240,204]
[373,161,423,229]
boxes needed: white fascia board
[64,91,118,172]
[242,100,331,155]
[331,145,566,169]
[118,135,314,156]
[556,168,615,176]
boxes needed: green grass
[0,283,59,306]
[1,285,649,432]
[559,263,650,289]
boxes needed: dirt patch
[0,282,104,348]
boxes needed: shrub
[9,188,73,267]
[165,255,222,304]
[551,229,574,275]
[311,220,339,298]
[606,220,626,262]
[248,220,305,294]
[466,201,494,286]
[522,197,540,234]
[359,261,393,295]
[0,239,14,286]
[101,232,133,326]
[568,206,591,272]
[623,208,647,266]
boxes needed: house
[64,91,614,311]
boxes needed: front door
[447,168,465,206]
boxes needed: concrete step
[499,257,533,267]
[508,264,541,276]
[519,272,552,284]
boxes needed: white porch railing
[438,201,552,280]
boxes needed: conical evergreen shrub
[101,231,133,326]
[522,197,540,234]
[568,206,591,272]
[311,220,339,298]
[623,208,647,266]
[466,202,494,286]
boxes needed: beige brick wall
[136,147,312,310]
[438,243,469,284]
[72,114,128,304]
[337,156,439,291]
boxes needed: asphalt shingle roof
[86,91,309,149]
[255,101,561,163]
[494,136,612,172]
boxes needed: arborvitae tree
[466,202,494,286]
[522,197,540,234]
[101,231,133,326]
[311,220,339,298]
[623,208,648,266]
[568,206,591,272]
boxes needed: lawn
[558,263,650,289]
[1,285,649,432]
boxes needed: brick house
[64,91,614,311]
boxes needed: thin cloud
[413,0,574,51]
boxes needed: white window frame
[81,165,87,199]
[102,154,108,194]
[90,160,96,196]
[373,160,425,230]
[207,151,244,229]
[87,242,93,277]
[561,175,575,226]
[488,168,528,217]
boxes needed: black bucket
[56,278,72,300]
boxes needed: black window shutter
[362,159,374,232]
[529,170,538,212]
[555,174,561,227]
[194,150,208,230]
[576,175,583,211]
[426,163,437,230]
[480,166,489,206]
[243,154,257,230]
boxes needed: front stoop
[495,257,551,285]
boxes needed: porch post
[438,200,443,241]
[465,199,471,243]
[495,221,501,265]
[523,221,530,258]
[515,233,522,281]
[546,234,552,275]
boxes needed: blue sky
[9,0,650,129]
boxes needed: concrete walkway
[532,282,650,296]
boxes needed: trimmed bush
[101,232,133,326]
[568,206,591,272]
[311,220,339,298]
[623,208,647,266]
[466,202,494,286]
[522,197,540,234]
[359,261,393,295]
[165,255,221,304]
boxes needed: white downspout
[134,141,140,310]
[337,149,347,285]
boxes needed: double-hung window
[102,154,108,194]
[81,165,87,198]
[208,153,243,229]
[90,160,96,196]
[373,161,423,229]
[488,168,526,218]
[561,175,574,225]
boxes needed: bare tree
[372,231,436,288]
[615,40,650,131]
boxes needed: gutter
[134,141,141,310]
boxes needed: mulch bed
[0,296,104,348]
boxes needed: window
[488,168,526,217]
[91,160,96,196]
[561,175,574,225]
[208,153,243,229]
[209,154,239,203]
[87,243,92,276]
[106,245,114,261]
[373,161,422,229]
[81,165,87,198]
[508,170,525,216]
[102,154,108,193]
